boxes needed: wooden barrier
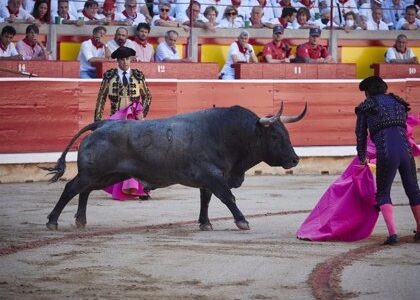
[0,60,80,78]
[0,79,419,153]
[371,64,420,79]
[93,62,220,79]
[234,63,357,79]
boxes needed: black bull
[43,104,307,231]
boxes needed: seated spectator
[366,7,388,30]
[295,28,335,63]
[395,5,420,30]
[203,5,219,27]
[115,0,148,26]
[291,7,317,29]
[105,27,137,59]
[0,25,22,60]
[217,6,244,28]
[385,34,418,64]
[329,0,359,27]
[248,0,275,22]
[152,1,189,31]
[359,0,382,23]
[31,0,51,24]
[16,24,51,60]
[358,14,369,30]
[268,7,297,29]
[179,1,215,31]
[294,0,317,21]
[231,0,251,22]
[52,0,82,25]
[313,8,339,29]
[271,0,295,19]
[132,23,154,62]
[78,26,108,78]
[77,0,107,25]
[220,30,258,80]
[262,25,294,63]
[248,5,272,28]
[0,0,35,24]
[200,0,230,23]
[152,0,176,17]
[341,11,360,31]
[155,30,191,62]
[382,0,405,29]
[416,0,420,19]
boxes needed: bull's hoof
[46,222,58,231]
[199,223,213,231]
[75,220,86,229]
[235,220,250,230]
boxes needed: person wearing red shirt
[295,28,335,63]
[262,25,294,63]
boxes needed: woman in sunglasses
[217,6,244,28]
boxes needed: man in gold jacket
[94,46,152,200]
[94,46,152,122]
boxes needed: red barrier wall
[0,79,419,153]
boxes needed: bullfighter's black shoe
[383,234,398,245]
[139,195,151,200]
[414,231,420,242]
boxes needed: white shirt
[0,5,34,21]
[151,14,175,26]
[78,39,105,72]
[366,19,389,30]
[115,11,146,26]
[217,17,244,28]
[220,42,255,80]
[117,67,132,84]
[248,0,275,22]
[0,42,18,57]
[395,17,420,30]
[77,11,106,21]
[155,41,180,62]
[69,0,85,17]
[385,47,416,63]
[106,39,137,54]
[133,41,154,62]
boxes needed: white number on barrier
[294,66,301,74]
[408,67,416,75]
[157,65,165,73]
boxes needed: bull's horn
[258,102,284,127]
[279,102,308,123]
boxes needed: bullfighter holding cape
[94,46,152,200]
[297,76,420,244]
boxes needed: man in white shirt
[155,30,190,62]
[0,25,22,59]
[385,34,418,64]
[115,0,148,26]
[105,27,137,59]
[78,26,108,78]
[77,0,107,24]
[0,0,35,23]
[366,7,389,30]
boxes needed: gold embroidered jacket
[94,68,152,121]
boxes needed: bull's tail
[40,121,107,182]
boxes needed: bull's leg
[199,188,213,231]
[74,191,91,229]
[47,175,83,230]
[206,178,249,230]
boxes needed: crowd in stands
[0,0,419,78]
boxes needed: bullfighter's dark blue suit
[355,76,420,245]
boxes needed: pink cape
[103,102,149,201]
[296,114,420,241]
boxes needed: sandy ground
[0,174,419,300]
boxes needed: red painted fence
[0,79,419,153]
